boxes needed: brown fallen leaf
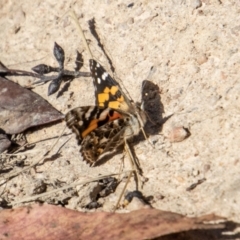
[0,204,225,240]
[0,77,64,135]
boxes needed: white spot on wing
[85,107,94,119]
[97,78,101,84]
[102,72,108,80]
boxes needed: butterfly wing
[90,59,131,113]
[80,118,127,165]
[65,106,123,144]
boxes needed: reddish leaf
[0,204,225,240]
[0,77,64,134]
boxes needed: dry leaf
[0,77,64,134]
[0,204,225,240]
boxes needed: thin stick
[10,172,131,206]
[69,10,93,59]
[0,125,68,186]
[113,140,142,211]
[43,125,68,156]
[113,170,133,212]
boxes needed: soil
[0,0,240,230]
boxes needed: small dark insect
[98,177,118,198]
[84,177,118,209]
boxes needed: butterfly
[65,59,147,166]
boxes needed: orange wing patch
[82,119,99,138]
[98,86,120,107]
[98,86,128,110]
[82,109,123,138]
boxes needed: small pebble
[196,53,208,65]
[191,0,202,9]
[168,127,190,143]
